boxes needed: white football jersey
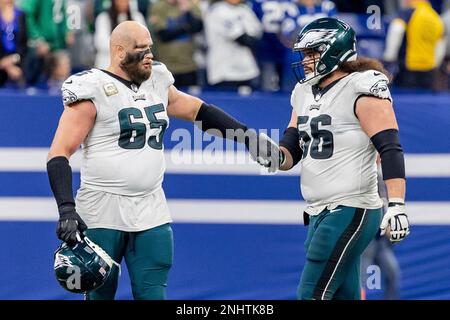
[61,62,174,231]
[291,70,390,215]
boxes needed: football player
[47,21,279,300]
[275,17,410,300]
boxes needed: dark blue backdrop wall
[0,90,449,299]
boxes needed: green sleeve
[18,0,43,41]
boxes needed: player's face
[301,49,320,75]
[120,38,154,84]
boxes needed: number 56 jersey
[290,70,390,215]
[61,63,174,197]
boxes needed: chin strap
[84,236,122,276]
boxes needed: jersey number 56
[297,114,334,159]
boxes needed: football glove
[246,132,282,173]
[56,206,87,246]
[380,201,410,243]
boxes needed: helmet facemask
[292,43,329,86]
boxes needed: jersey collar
[100,69,141,93]
[312,73,349,101]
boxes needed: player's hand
[246,131,282,173]
[380,201,410,243]
[56,208,87,246]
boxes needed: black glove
[56,206,87,246]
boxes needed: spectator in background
[150,0,203,89]
[67,0,96,71]
[251,0,335,93]
[94,0,146,69]
[19,0,73,85]
[91,0,146,21]
[204,0,262,92]
[251,0,294,92]
[36,50,72,94]
[0,0,27,88]
[383,0,445,90]
[86,0,111,30]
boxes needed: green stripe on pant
[298,206,382,300]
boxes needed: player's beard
[120,52,151,84]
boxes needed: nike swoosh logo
[329,208,342,213]
[64,80,73,84]
[374,72,381,76]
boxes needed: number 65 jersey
[61,63,173,197]
[291,70,390,216]
[60,63,174,232]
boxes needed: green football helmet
[292,17,357,85]
[54,236,120,294]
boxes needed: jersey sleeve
[290,83,306,115]
[61,71,96,106]
[290,86,298,109]
[152,61,174,89]
[353,70,392,102]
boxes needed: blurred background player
[46,20,278,300]
[274,17,410,300]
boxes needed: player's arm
[356,96,410,243]
[356,96,405,199]
[166,85,281,171]
[47,101,96,245]
[166,84,203,121]
[48,101,96,160]
[279,109,302,171]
